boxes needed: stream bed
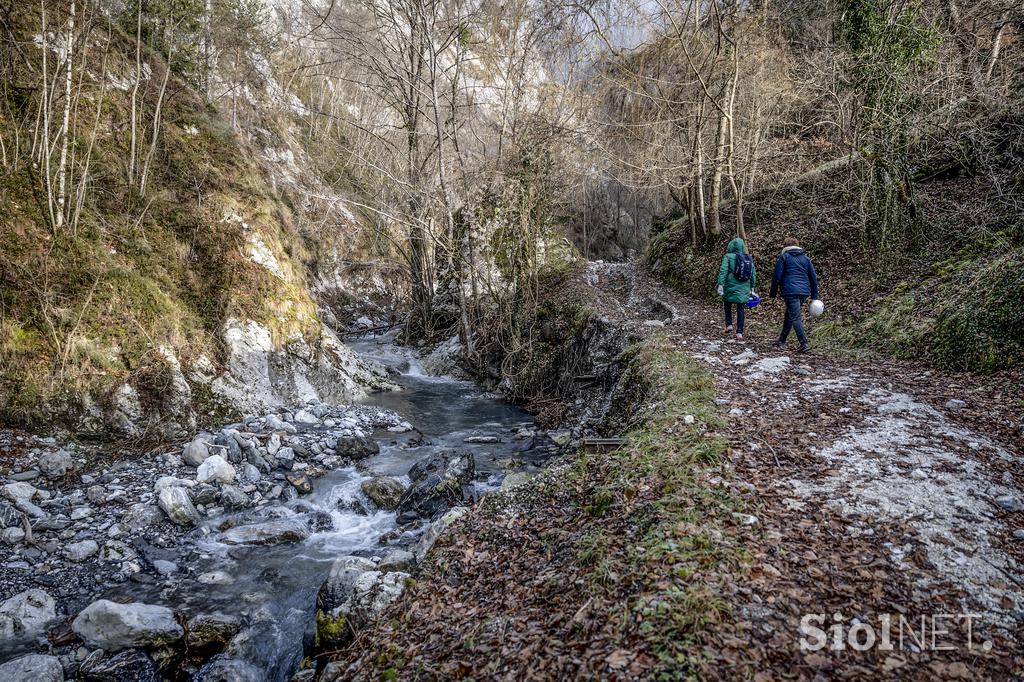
[0,335,553,680]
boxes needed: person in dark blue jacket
[769,236,818,352]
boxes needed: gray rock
[0,654,63,681]
[215,432,243,464]
[360,477,406,511]
[121,504,163,532]
[996,495,1023,512]
[158,487,200,526]
[71,505,94,520]
[185,612,241,650]
[100,540,137,562]
[86,485,107,505]
[0,501,19,528]
[2,526,25,544]
[72,600,183,651]
[945,398,967,410]
[197,455,235,484]
[3,481,39,502]
[219,518,309,546]
[182,438,211,467]
[463,435,500,444]
[79,648,159,681]
[219,485,250,511]
[153,476,194,492]
[14,496,46,519]
[241,464,261,483]
[191,484,219,506]
[316,567,408,653]
[334,435,379,459]
[65,539,100,562]
[38,450,73,479]
[0,588,56,642]
[396,452,474,522]
[285,472,312,495]
[152,560,178,575]
[293,409,319,424]
[275,447,295,470]
[316,555,377,614]
[264,415,296,434]
[246,449,272,474]
[1013,528,1024,540]
[377,549,415,572]
[9,470,40,482]
[547,430,572,447]
[414,506,469,562]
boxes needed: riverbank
[0,338,563,679]
[328,262,1024,680]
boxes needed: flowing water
[114,335,545,680]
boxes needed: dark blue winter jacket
[770,246,819,299]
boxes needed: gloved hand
[717,285,724,296]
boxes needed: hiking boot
[798,344,811,354]
[773,340,785,348]
[724,325,734,333]
[735,333,744,341]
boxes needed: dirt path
[585,261,1024,676]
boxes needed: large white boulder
[196,455,235,484]
[72,599,183,651]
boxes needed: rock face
[158,486,200,526]
[0,654,63,681]
[219,518,309,545]
[72,600,184,651]
[360,477,406,511]
[396,452,475,522]
[207,318,394,416]
[0,588,56,642]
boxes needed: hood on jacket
[727,237,746,255]
[781,245,805,256]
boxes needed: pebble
[996,495,1022,512]
[945,398,967,410]
[1013,529,1024,540]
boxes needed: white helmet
[809,299,825,317]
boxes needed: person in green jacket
[716,237,757,340]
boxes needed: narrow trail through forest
[585,261,1023,673]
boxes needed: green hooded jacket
[716,237,757,304]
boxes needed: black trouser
[723,301,745,334]
[780,295,808,345]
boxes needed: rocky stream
[0,334,565,681]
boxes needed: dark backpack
[733,253,753,282]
